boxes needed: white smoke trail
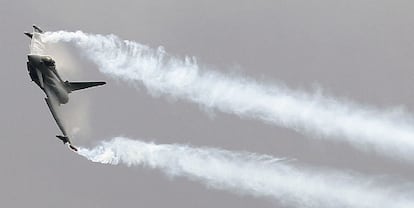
[43,31,414,162]
[29,31,45,55]
[78,137,414,208]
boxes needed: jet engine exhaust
[56,135,78,152]
[36,30,414,208]
[76,137,414,208]
[43,31,414,163]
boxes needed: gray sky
[1,0,414,207]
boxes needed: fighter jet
[25,25,106,152]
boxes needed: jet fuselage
[25,25,106,152]
[27,54,69,104]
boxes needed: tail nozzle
[56,135,78,152]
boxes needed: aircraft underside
[25,25,106,152]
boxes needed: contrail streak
[78,137,414,208]
[43,31,414,162]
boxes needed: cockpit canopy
[42,56,55,66]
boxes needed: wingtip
[24,32,33,38]
[32,24,44,33]
[68,144,78,152]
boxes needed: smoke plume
[42,31,414,162]
[78,137,414,208]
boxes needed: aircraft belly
[44,76,69,104]
[27,25,106,152]
[45,97,68,136]
[50,87,69,104]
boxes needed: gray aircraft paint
[25,26,105,150]
[1,1,414,208]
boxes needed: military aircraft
[25,25,106,152]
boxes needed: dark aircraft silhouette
[25,25,106,152]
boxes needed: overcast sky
[1,0,414,207]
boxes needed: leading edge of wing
[44,87,68,136]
